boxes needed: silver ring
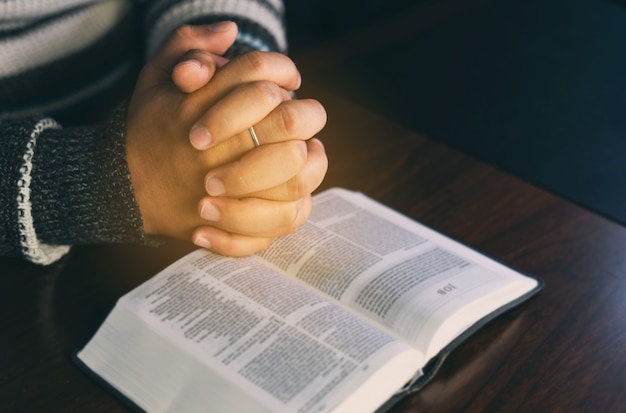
[249,126,260,147]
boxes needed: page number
[437,283,457,296]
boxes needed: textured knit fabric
[0,0,286,265]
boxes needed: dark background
[285,0,626,226]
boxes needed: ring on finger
[249,126,260,147]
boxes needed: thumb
[172,49,229,94]
[141,22,238,86]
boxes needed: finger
[249,99,327,145]
[248,138,328,201]
[172,50,229,93]
[142,22,238,86]
[214,51,302,91]
[193,98,326,168]
[192,226,274,257]
[204,140,307,197]
[189,81,290,149]
[187,51,301,110]
[197,195,312,237]
[198,97,326,152]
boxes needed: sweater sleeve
[0,107,146,265]
[0,0,286,265]
[140,0,287,59]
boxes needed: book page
[107,250,421,413]
[257,188,539,360]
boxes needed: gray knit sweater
[0,0,286,265]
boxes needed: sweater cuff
[13,119,72,265]
[29,105,148,256]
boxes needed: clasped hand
[125,23,328,256]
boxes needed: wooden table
[3,82,625,413]
[3,3,626,412]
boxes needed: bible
[75,187,542,413]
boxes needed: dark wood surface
[3,3,626,412]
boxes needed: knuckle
[275,103,300,137]
[282,175,308,200]
[232,160,253,192]
[294,196,313,227]
[282,202,305,233]
[172,24,194,42]
[240,51,268,75]
[296,145,308,170]
[253,81,283,107]
[285,140,307,168]
[177,96,198,120]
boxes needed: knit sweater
[0,0,286,265]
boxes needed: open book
[75,188,542,413]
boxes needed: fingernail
[194,235,211,250]
[200,201,220,221]
[208,21,232,32]
[205,176,225,196]
[181,58,202,69]
[190,125,212,149]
